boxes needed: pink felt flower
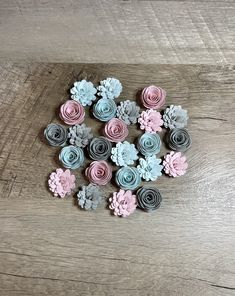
[48,168,76,198]
[60,100,85,125]
[141,85,166,109]
[85,160,112,185]
[104,118,129,143]
[138,109,163,133]
[109,189,137,217]
[163,151,188,177]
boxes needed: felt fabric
[77,184,103,210]
[85,160,112,185]
[111,141,138,167]
[59,145,85,169]
[136,187,162,212]
[104,118,129,143]
[115,166,141,190]
[68,123,93,148]
[163,105,188,129]
[44,123,68,147]
[138,109,163,133]
[70,79,97,106]
[109,189,137,217]
[97,77,122,100]
[141,85,166,109]
[137,133,161,156]
[167,128,191,152]
[93,98,117,122]
[163,151,188,177]
[60,100,85,125]
[88,137,112,161]
[116,100,140,125]
[137,156,163,181]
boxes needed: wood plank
[0,63,234,295]
[0,1,234,64]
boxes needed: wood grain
[0,63,235,296]
[0,0,234,64]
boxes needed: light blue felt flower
[70,80,97,106]
[59,145,85,169]
[115,166,141,190]
[93,98,117,122]
[97,77,122,100]
[111,141,138,167]
[137,155,163,181]
[137,133,161,156]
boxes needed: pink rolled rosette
[141,85,166,109]
[60,100,85,125]
[104,118,129,143]
[85,160,112,185]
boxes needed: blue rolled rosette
[93,98,117,122]
[59,145,85,169]
[137,133,161,156]
[115,166,141,190]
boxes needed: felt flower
[48,168,76,198]
[77,184,103,210]
[104,118,129,143]
[93,98,117,122]
[59,145,85,169]
[60,100,85,125]
[116,100,140,125]
[44,123,68,147]
[88,137,112,161]
[141,85,166,109]
[167,128,192,152]
[68,124,93,148]
[85,160,112,185]
[111,141,138,167]
[137,156,163,181]
[97,77,122,99]
[115,166,141,190]
[163,105,188,129]
[70,80,97,106]
[109,189,137,217]
[138,109,163,133]
[163,151,188,177]
[136,187,162,212]
[137,133,161,156]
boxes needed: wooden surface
[0,0,235,64]
[0,63,235,296]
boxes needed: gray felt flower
[116,100,140,125]
[167,128,192,152]
[77,184,103,210]
[44,123,68,147]
[163,105,188,129]
[68,124,93,148]
[88,137,112,160]
[136,187,162,212]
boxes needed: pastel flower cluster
[44,77,192,218]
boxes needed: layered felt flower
[136,187,162,212]
[104,118,129,143]
[85,160,112,185]
[111,141,138,167]
[163,151,188,177]
[44,123,68,147]
[97,77,122,100]
[141,85,166,109]
[115,166,141,190]
[93,98,117,122]
[88,137,112,160]
[138,109,163,133]
[59,145,85,169]
[68,124,93,148]
[163,105,188,129]
[109,189,137,217]
[70,80,97,106]
[137,133,161,156]
[116,100,140,125]
[60,100,85,125]
[77,184,103,210]
[48,168,76,198]
[167,128,191,152]
[137,156,163,181]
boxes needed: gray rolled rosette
[136,187,162,212]
[137,133,161,156]
[88,137,112,160]
[115,166,141,190]
[44,123,68,147]
[167,128,191,152]
[59,145,85,169]
[93,98,117,122]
